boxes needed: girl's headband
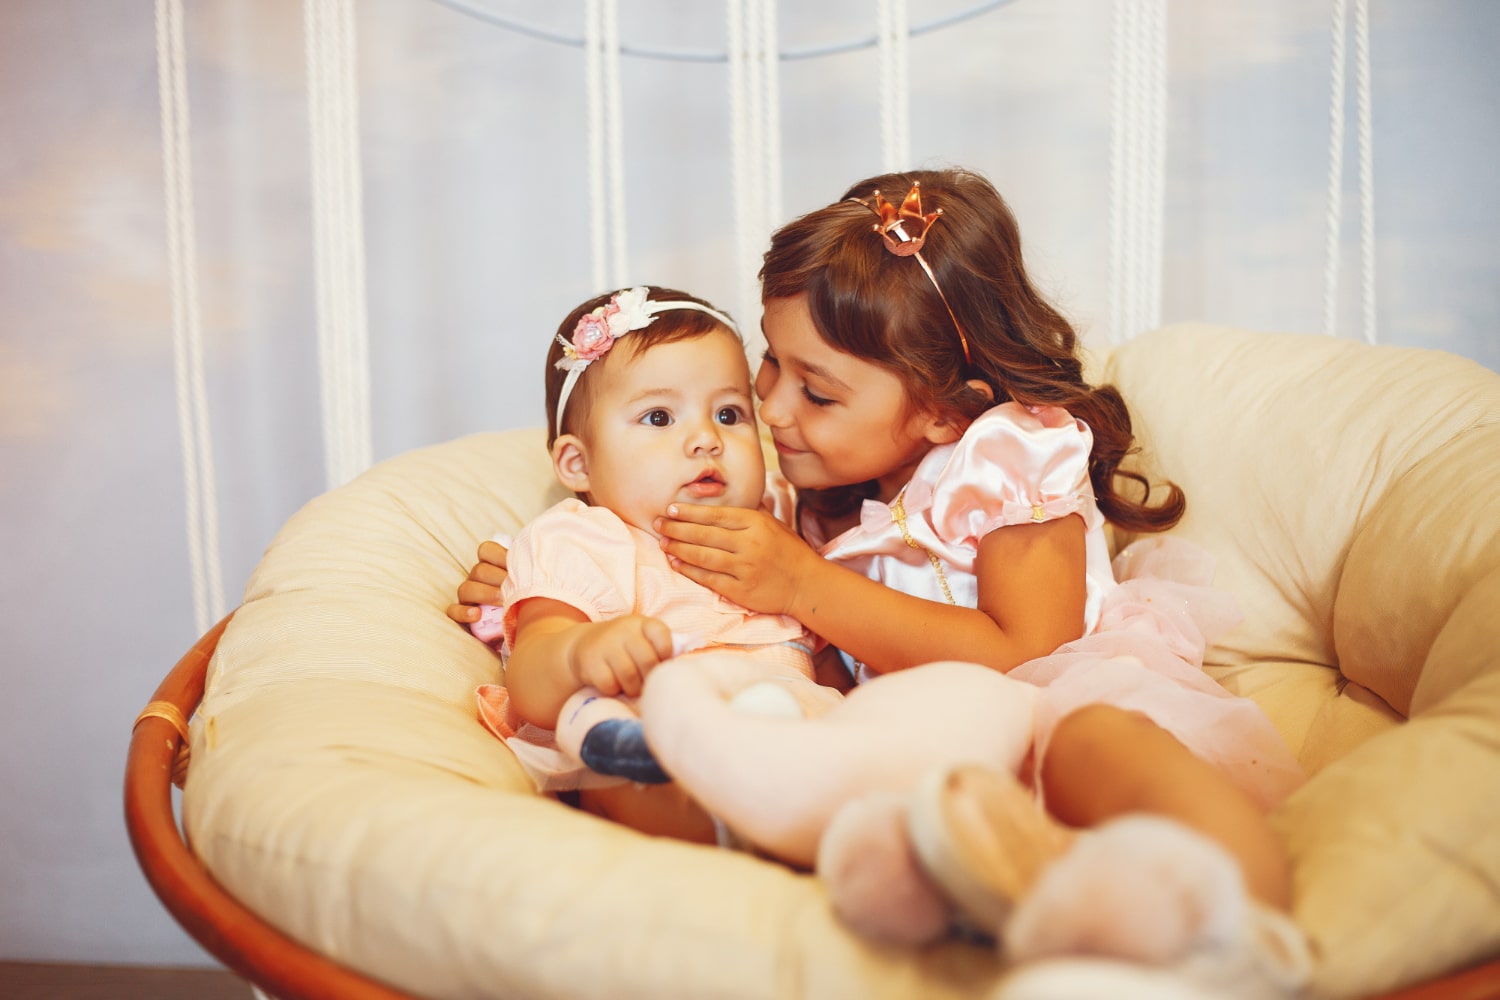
[553,286,739,436]
[848,182,972,366]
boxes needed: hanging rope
[428,0,1016,63]
[1107,0,1168,344]
[1322,0,1375,343]
[585,0,627,289]
[155,0,226,636]
[877,0,911,171]
[305,0,373,490]
[1321,0,1348,339]
[1354,0,1376,345]
[726,0,782,339]
[584,0,606,291]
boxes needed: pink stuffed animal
[639,658,1036,941]
[640,659,1313,995]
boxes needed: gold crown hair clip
[868,182,943,257]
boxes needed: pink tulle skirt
[1014,536,1304,810]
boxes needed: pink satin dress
[809,402,1304,810]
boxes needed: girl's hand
[568,615,675,699]
[446,539,510,624]
[655,503,818,616]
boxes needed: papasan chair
[127,322,1500,999]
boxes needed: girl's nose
[755,366,790,428]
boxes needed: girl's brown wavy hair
[759,167,1183,533]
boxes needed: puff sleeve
[498,499,640,651]
[917,402,1094,549]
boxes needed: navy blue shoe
[578,718,671,784]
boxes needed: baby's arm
[503,596,675,729]
[446,539,510,625]
[659,505,1087,676]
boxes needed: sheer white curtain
[2,0,1496,965]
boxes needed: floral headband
[848,182,972,366]
[553,286,738,436]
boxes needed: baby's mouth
[684,470,727,498]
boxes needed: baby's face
[577,330,766,534]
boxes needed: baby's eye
[716,406,746,426]
[641,409,672,427]
[801,385,834,407]
[760,349,780,368]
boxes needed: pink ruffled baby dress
[475,498,822,792]
[810,402,1303,810]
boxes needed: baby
[471,286,840,794]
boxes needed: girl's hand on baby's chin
[654,504,816,616]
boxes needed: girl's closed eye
[801,385,834,407]
[762,348,832,406]
[641,408,673,427]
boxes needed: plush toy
[638,658,1037,942]
[640,658,1313,995]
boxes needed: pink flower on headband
[556,286,655,372]
[571,305,619,361]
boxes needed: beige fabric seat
[181,323,1500,998]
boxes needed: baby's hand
[568,615,674,699]
[446,539,511,625]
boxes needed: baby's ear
[551,435,591,493]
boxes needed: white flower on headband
[555,286,656,373]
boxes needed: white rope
[1354,0,1376,344]
[1143,0,1166,332]
[1106,0,1128,346]
[305,0,373,490]
[155,0,225,635]
[725,0,781,340]
[877,0,911,171]
[430,0,1017,62]
[727,0,750,324]
[1321,0,1348,338]
[584,0,627,289]
[584,0,606,290]
[760,0,783,223]
[602,0,627,287]
[1107,0,1167,343]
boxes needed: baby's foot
[905,764,1074,936]
[578,718,670,784]
[816,793,953,946]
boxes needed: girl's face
[755,294,953,503]
[554,329,766,535]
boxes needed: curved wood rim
[123,611,416,1000]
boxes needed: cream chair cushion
[184,323,1500,998]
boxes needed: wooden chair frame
[124,612,416,1000]
[126,617,1498,1000]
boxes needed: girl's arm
[657,505,1087,675]
[504,596,675,728]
